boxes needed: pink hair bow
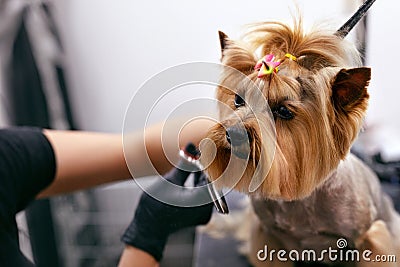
[254,54,281,78]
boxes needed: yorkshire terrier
[200,7,400,267]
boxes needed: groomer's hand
[120,160,213,265]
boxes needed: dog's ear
[219,31,229,53]
[218,31,230,60]
[331,67,371,111]
[217,31,256,73]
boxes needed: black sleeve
[0,127,56,267]
[0,127,56,214]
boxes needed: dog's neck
[251,154,367,250]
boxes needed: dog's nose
[226,125,250,146]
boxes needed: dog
[200,16,400,267]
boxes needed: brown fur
[202,18,368,200]
[201,17,400,266]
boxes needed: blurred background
[1,0,399,266]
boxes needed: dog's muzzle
[226,125,251,159]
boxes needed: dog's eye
[273,105,294,120]
[234,94,245,108]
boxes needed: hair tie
[285,53,297,61]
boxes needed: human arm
[38,118,214,197]
[118,246,159,267]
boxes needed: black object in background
[8,5,76,267]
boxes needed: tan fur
[201,17,400,266]
[203,18,367,200]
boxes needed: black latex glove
[121,160,213,262]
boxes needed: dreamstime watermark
[256,238,397,263]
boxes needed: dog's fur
[201,18,400,266]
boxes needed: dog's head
[201,19,371,200]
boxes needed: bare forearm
[38,118,214,197]
[38,130,130,197]
[118,246,159,267]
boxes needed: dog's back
[250,154,400,266]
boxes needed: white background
[53,0,400,156]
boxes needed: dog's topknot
[220,17,362,78]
